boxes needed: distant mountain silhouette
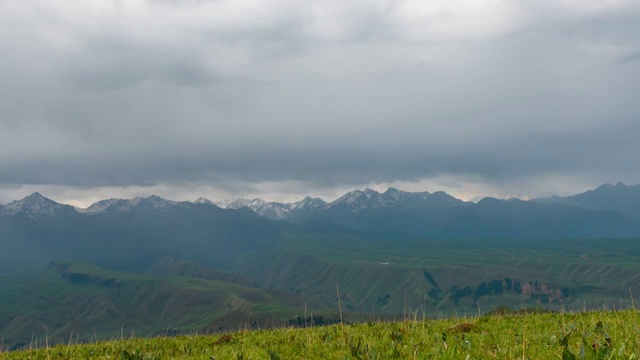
[283,189,638,239]
[1,185,639,273]
[536,182,640,221]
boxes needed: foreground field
[2,310,639,359]
[5,235,640,347]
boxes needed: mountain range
[215,183,640,237]
[5,181,639,220]
[3,183,640,237]
[1,183,639,274]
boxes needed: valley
[238,235,640,315]
[0,260,334,351]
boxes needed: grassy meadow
[238,235,640,315]
[2,309,639,359]
[4,237,640,356]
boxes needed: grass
[0,262,332,351]
[5,238,640,356]
[2,309,639,359]
[236,235,640,315]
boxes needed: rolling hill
[0,259,330,351]
[236,235,640,315]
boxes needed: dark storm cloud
[1,0,640,200]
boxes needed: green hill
[4,236,640,352]
[0,261,333,351]
[235,235,640,315]
[2,310,639,359]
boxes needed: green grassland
[2,310,639,359]
[4,235,640,353]
[236,235,640,315]
[0,261,335,351]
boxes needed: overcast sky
[1,0,640,207]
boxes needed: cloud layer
[1,0,640,204]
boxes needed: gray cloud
[619,50,640,64]
[1,0,640,202]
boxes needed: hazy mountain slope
[214,187,640,239]
[0,194,290,272]
[2,186,640,275]
[536,182,640,221]
[0,193,374,273]
[286,189,639,239]
[438,198,639,239]
[217,196,327,220]
[285,189,467,236]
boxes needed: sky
[1,0,640,207]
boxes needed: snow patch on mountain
[335,189,364,205]
[326,187,463,212]
[137,196,183,211]
[0,192,68,217]
[331,188,403,210]
[289,196,327,211]
[215,196,328,219]
[1,188,463,219]
[220,198,267,212]
[78,198,142,213]
[194,197,215,205]
[78,195,186,214]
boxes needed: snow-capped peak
[326,187,457,211]
[77,195,191,214]
[215,199,233,209]
[138,195,179,211]
[333,189,365,205]
[220,198,267,212]
[78,197,143,214]
[0,192,67,217]
[77,199,119,214]
[289,196,327,210]
[248,196,326,219]
[383,188,430,203]
[194,197,214,205]
[330,188,388,210]
[213,196,330,219]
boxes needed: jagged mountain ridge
[76,196,191,214]
[0,187,501,219]
[215,188,461,219]
[1,186,640,275]
[1,184,639,221]
[327,188,463,211]
[0,193,291,273]
[1,184,639,241]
